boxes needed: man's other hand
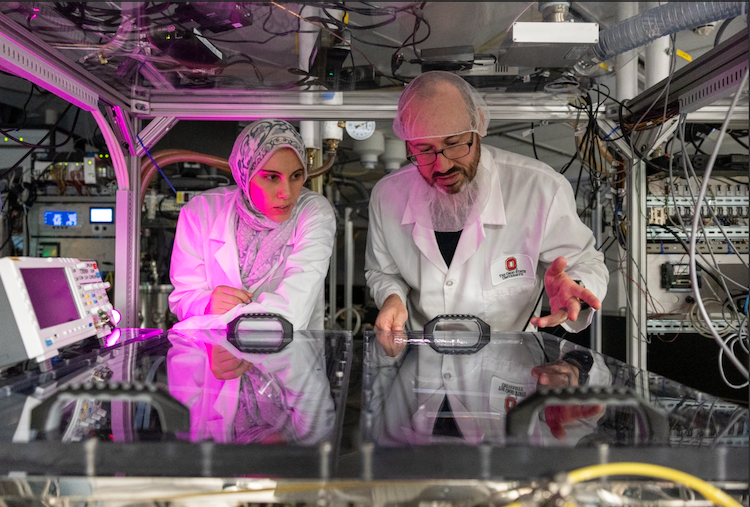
[206,285,253,315]
[530,257,601,328]
[374,294,409,357]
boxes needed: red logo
[506,257,517,271]
[505,397,517,412]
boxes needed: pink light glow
[104,328,122,347]
[111,308,122,325]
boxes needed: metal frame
[0,10,744,335]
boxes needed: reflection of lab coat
[367,335,611,446]
[365,146,608,332]
[166,330,335,445]
[169,186,335,330]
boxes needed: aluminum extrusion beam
[0,11,129,110]
[623,27,749,122]
[138,95,745,123]
[626,160,648,370]
[134,117,180,157]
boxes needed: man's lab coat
[365,145,609,332]
[169,186,335,330]
[367,335,612,446]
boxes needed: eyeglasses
[407,133,474,167]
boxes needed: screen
[44,211,77,227]
[20,268,80,329]
[90,207,114,223]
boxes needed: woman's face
[249,148,305,222]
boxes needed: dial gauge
[345,121,377,140]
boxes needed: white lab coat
[169,186,335,330]
[166,330,335,445]
[365,145,608,333]
[367,334,612,446]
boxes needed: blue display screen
[44,211,77,227]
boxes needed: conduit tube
[577,2,747,71]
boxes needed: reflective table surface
[361,329,748,480]
[0,327,352,478]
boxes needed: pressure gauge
[345,121,377,141]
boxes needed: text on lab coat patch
[489,375,534,413]
[490,254,535,286]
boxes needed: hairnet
[393,71,490,141]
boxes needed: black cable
[1,106,81,149]
[523,288,546,331]
[530,122,540,160]
[0,104,75,179]
[728,131,749,150]
[714,17,737,47]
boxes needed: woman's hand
[206,285,253,315]
[208,344,253,380]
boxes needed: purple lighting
[105,328,122,347]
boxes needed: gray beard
[429,175,480,232]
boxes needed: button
[45,339,53,346]
[90,307,99,315]
[446,280,454,287]
[102,282,111,289]
[443,372,452,380]
[76,262,88,269]
[83,284,94,290]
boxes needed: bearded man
[365,71,608,351]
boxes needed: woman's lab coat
[166,330,335,445]
[365,145,609,333]
[169,186,335,330]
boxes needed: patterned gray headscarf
[229,119,311,289]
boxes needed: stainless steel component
[539,2,570,22]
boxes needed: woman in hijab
[169,119,336,330]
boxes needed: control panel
[0,257,115,367]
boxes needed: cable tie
[603,126,619,140]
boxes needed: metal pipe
[344,207,354,331]
[539,2,569,22]
[590,188,603,353]
[645,2,672,89]
[615,3,639,102]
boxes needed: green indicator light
[19,137,23,141]
[3,137,7,142]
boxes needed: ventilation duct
[576,2,747,74]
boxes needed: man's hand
[206,285,253,315]
[374,294,409,357]
[532,361,601,439]
[208,344,253,380]
[532,361,580,387]
[543,404,602,439]
[530,257,601,328]
[374,294,408,331]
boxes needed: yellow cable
[567,462,741,507]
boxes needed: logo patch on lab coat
[489,376,530,413]
[491,254,535,286]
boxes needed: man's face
[407,132,481,194]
